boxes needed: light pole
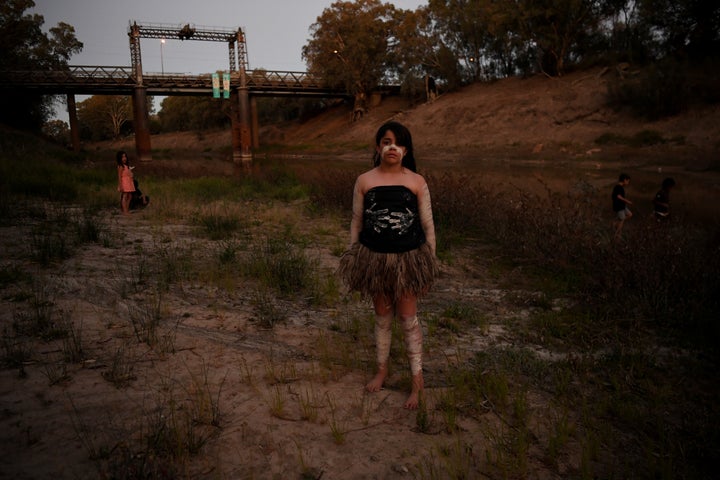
[160,38,165,74]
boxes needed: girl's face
[377,130,405,165]
[121,154,128,164]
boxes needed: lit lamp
[160,38,166,74]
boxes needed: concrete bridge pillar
[132,86,152,162]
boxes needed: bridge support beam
[231,67,252,164]
[132,86,152,162]
[230,90,242,161]
[251,96,259,149]
[66,94,80,153]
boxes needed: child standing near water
[116,150,135,215]
[339,121,439,409]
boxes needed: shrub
[606,60,689,119]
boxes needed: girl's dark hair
[619,173,630,182]
[373,121,417,172]
[116,150,129,166]
[662,177,676,189]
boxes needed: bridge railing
[0,66,351,96]
[245,70,324,89]
[0,66,134,84]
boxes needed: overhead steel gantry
[127,21,252,162]
[128,22,249,82]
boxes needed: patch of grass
[244,237,317,296]
[437,302,487,333]
[546,409,575,466]
[184,361,226,428]
[25,207,109,266]
[525,309,598,347]
[127,293,164,346]
[62,318,85,364]
[102,344,137,388]
[485,422,531,477]
[268,385,287,418]
[307,267,341,307]
[415,391,431,433]
[298,383,322,423]
[153,242,194,290]
[29,225,73,266]
[194,209,244,240]
[175,177,243,203]
[251,288,286,328]
[143,392,218,459]
[12,282,70,340]
[216,238,242,265]
[417,438,476,480]
[326,393,346,445]
[72,209,108,244]
[435,389,459,433]
[42,354,70,385]
[1,333,33,369]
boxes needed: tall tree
[77,96,133,141]
[41,119,70,145]
[390,6,463,94]
[504,0,608,76]
[77,95,154,141]
[157,96,231,132]
[302,0,397,112]
[428,0,500,80]
[637,0,720,60]
[0,0,82,130]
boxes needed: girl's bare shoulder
[410,171,428,190]
[356,168,381,188]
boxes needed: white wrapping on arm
[418,182,436,255]
[349,179,363,246]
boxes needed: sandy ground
[0,201,552,479]
[2,67,718,479]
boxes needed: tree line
[2,0,718,142]
[303,0,719,108]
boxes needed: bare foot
[365,364,387,393]
[403,372,424,410]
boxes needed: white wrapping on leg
[400,314,423,376]
[375,313,393,366]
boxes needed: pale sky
[32,0,427,74]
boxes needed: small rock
[391,464,409,474]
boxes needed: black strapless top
[359,185,426,253]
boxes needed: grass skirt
[338,242,439,301]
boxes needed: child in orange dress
[116,151,135,215]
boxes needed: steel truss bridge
[0,21,376,162]
[0,65,349,97]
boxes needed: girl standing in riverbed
[339,121,439,409]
